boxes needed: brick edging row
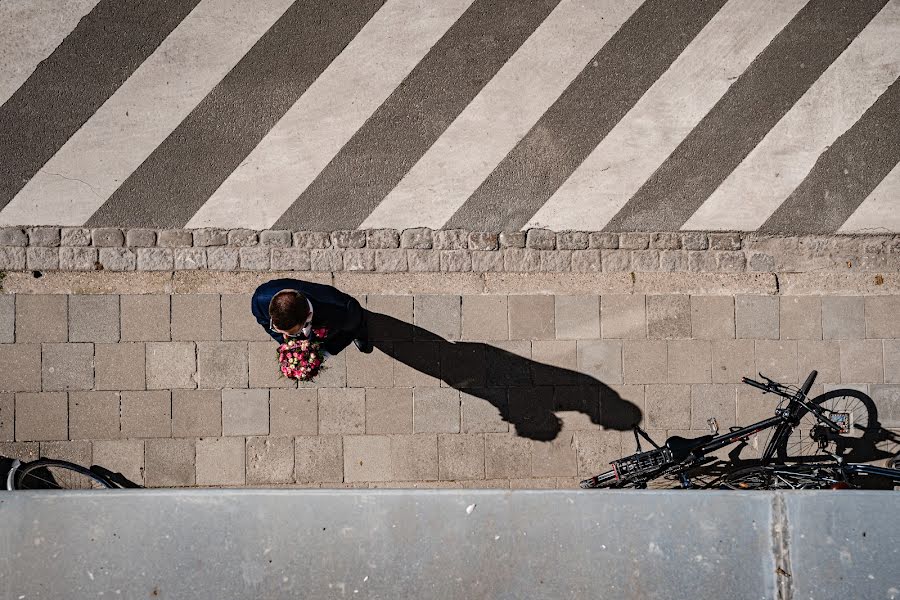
[1,227,898,274]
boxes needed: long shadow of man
[366,312,642,441]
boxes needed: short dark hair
[269,290,309,330]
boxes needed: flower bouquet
[277,327,328,382]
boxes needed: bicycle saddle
[665,434,714,455]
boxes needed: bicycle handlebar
[742,370,818,399]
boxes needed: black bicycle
[580,370,879,489]
[3,456,141,490]
[720,453,900,490]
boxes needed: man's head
[269,290,310,337]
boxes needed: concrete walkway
[1,278,898,488]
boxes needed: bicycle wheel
[776,388,878,463]
[14,459,114,490]
[723,465,843,490]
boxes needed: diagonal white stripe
[186,0,476,231]
[360,0,645,231]
[683,0,900,232]
[0,0,295,227]
[0,0,100,107]
[838,161,900,233]
[525,0,808,232]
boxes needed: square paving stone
[144,438,195,487]
[346,345,394,388]
[667,340,712,384]
[690,296,735,340]
[508,295,554,340]
[269,389,318,436]
[555,295,600,340]
[120,391,171,438]
[554,386,601,431]
[291,351,344,390]
[172,390,222,438]
[885,340,900,384]
[735,296,779,339]
[0,344,41,391]
[40,440,92,468]
[295,435,343,483]
[736,386,782,426]
[647,295,691,339]
[822,296,865,339]
[644,385,691,430]
[146,342,197,389]
[601,295,646,339]
[484,433,531,479]
[69,391,120,440]
[197,342,248,389]
[16,295,67,342]
[485,341,531,387]
[366,295,414,341]
[15,392,67,441]
[366,388,412,434]
[711,340,755,383]
[221,294,271,341]
[691,384,737,430]
[780,296,822,340]
[172,294,221,341]
[755,341,799,384]
[797,341,841,385]
[414,295,461,341]
[0,295,13,343]
[247,436,294,484]
[576,340,622,384]
[196,437,245,486]
[865,296,900,339]
[438,433,484,480]
[121,294,170,341]
[222,389,269,436]
[390,434,438,481]
[95,342,145,390]
[839,340,884,384]
[623,340,667,384]
[392,341,440,387]
[531,340,578,385]
[93,440,144,485]
[462,295,509,340]
[532,432,577,477]
[69,295,119,342]
[0,442,39,461]
[440,342,486,388]
[318,388,364,434]
[0,393,12,441]
[573,430,622,476]
[344,435,392,482]
[413,388,460,433]
[42,343,94,391]
[460,388,508,433]
[249,341,295,388]
[869,385,900,427]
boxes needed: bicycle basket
[611,446,674,481]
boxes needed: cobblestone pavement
[1,285,898,488]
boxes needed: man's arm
[250,283,285,343]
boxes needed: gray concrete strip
[87,0,386,229]
[0,0,203,212]
[445,0,729,231]
[275,0,562,230]
[604,0,891,232]
[0,271,175,295]
[333,272,486,295]
[173,271,333,294]
[778,272,900,296]
[761,77,900,234]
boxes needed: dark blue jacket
[251,279,362,351]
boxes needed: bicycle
[3,456,141,490]
[720,452,900,490]
[579,370,879,489]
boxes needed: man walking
[251,278,372,356]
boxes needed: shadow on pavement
[366,311,643,441]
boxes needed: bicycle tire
[775,388,878,463]
[722,464,844,490]
[13,459,115,490]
